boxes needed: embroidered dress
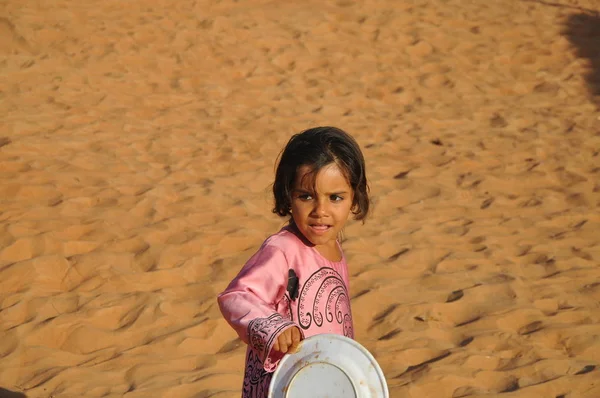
[217,226,354,398]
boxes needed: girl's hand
[273,326,301,354]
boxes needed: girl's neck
[314,242,342,262]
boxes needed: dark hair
[272,126,370,221]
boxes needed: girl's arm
[217,244,304,371]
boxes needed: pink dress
[217,226,354,398]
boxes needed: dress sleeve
[217,244,304,372]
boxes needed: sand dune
[1,0,599,397]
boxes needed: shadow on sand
[563,10,600,108]
[525,1,600,108]
[0,388,26,398]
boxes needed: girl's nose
[313,199,328,216]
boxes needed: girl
[217,126,370,397]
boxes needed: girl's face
[290,163,354,255]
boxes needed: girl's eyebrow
[327,191,349,196]
[292,189,313,195]
[293,189,349,195]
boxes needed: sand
[1,0,600,397]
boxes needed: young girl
[217,126,370,397]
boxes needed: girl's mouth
[309,224,332,234]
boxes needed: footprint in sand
[0,137,12,148]
[0,18,33,55]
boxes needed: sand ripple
[1,0,600,397]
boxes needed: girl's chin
[303,228,337,245]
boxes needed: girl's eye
[299,194,313,201]
[330,195,343,202]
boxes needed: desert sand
[1,0,600,397]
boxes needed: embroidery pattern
[297,267,354,338]
[242,348,272,397]
[248,314,289,358]
[247,313,292,359]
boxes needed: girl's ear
[350,199,359,215]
